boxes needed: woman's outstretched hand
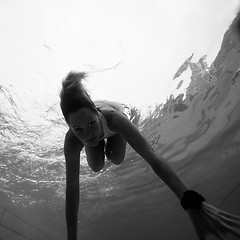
[187,202,240,240]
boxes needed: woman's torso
[94,100,129,140]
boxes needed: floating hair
[60,71,97,122]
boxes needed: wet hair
[60,71,97,123]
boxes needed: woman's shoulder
[94,100,132,128]
[94,100,119,127]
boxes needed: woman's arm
[110,112,189,200]
[63,112,240,240]
[110,112,240,239]
[64,130,84,240]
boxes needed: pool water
[0,13,240,240]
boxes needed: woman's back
[94,100,125,113]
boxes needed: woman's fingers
[204,203,240,226]
[213,231,227,240]
[197,233,206,240]
[202,203,240,236]
[188,203,240,240]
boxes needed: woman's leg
[105,134,127,165]
[85,140,105,172]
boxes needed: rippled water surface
[1,16,240,240]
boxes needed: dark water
[1,16,240,240]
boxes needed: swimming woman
[60,71,240,240]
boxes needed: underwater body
[1,14,240,240]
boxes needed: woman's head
[60,72,102,146]
[60,71,97,123]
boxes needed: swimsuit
[95,100,130,140]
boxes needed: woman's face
[68,107,103,147]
